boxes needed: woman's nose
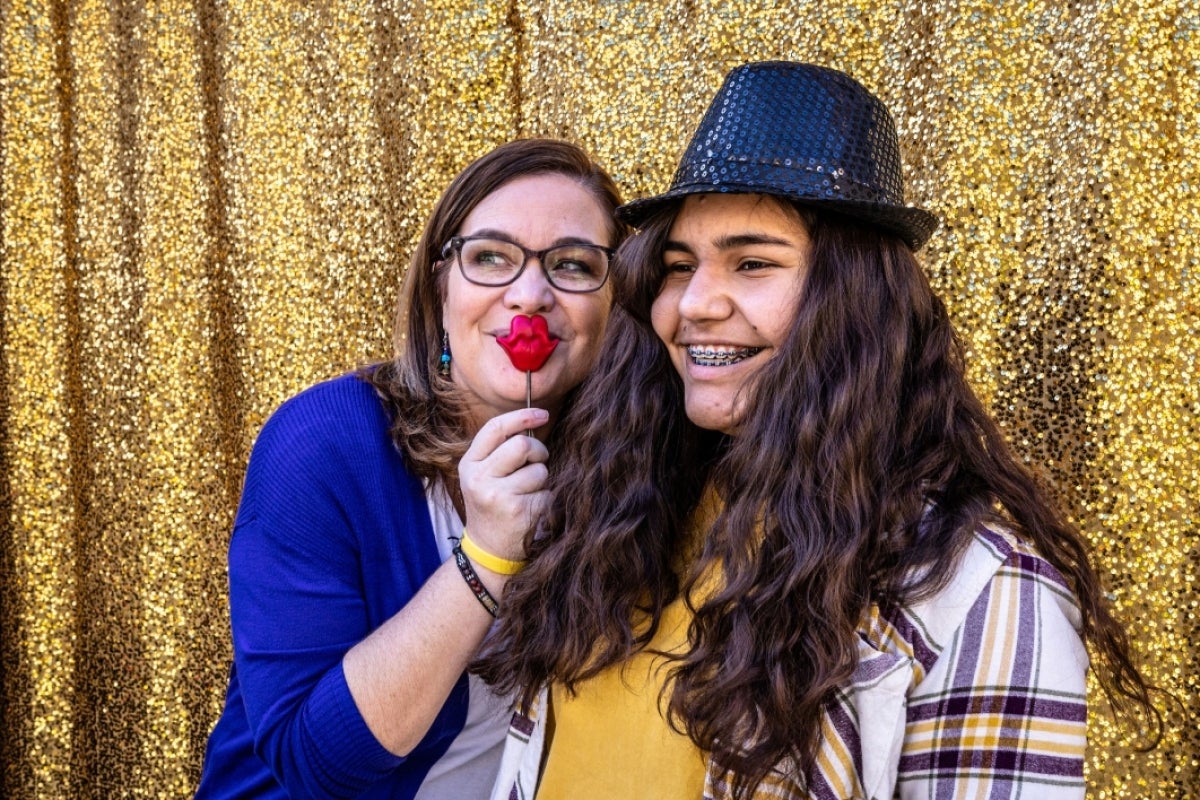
[503,258,556,312]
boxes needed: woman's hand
[458,407,550,564]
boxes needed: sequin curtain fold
[1,1,1196,797]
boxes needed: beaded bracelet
[460,529,527,576]
[452,543,499,618]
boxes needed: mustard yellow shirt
[536,492,720,799]
[536,592,706,799]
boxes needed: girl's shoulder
[864,525,1082,677]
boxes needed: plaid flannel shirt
[490,526,1088,800]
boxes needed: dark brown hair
[366,138,626,489]
[479,196,1158,795]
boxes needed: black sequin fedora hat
[618,61,939,250]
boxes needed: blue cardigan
[196,374,470,799]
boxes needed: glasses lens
[544,245,609,291]
[458,238,524,285]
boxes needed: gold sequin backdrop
[1,0,1196,796]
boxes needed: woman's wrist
[451,543,501,617]
[459,528,527,575]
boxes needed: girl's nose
[677,265,732,321]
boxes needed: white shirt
[415,483,513,800]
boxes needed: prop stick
[497,314,558,436]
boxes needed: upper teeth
[687,346,762,366]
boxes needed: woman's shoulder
[245,372,399,482]
[269,371,383,422]
[257,372,388,446]
[235,372,422,532]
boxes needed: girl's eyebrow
[714,232,795,249]
[664,232,795,254]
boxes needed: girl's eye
[663,260,695,274]
[738,259,772,271]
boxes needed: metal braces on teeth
[688,346,762,365]
[690,347,751,357]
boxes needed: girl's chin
[683,399,739,434]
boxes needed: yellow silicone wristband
[459,529,527,576]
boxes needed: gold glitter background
[0,1,1196,797]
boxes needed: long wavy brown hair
[478,196,1159,795]
[365,138,626,491]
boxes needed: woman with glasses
[195,139,625,800]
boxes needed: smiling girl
[480,63,1158,800]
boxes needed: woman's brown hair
[479,196,1158,796]
[366,138,626,490]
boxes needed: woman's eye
[551,259,595,275]
[474,250,513,267]
[663,260,694,274]
[738,259,772,271]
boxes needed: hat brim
[617,183,939,251]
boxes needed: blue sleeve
[227,379,414,798]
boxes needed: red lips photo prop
[497,314,558,372]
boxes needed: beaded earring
[438,331,451,377]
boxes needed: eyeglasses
[441,235,613,293]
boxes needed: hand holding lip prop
[497,314,558,433]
